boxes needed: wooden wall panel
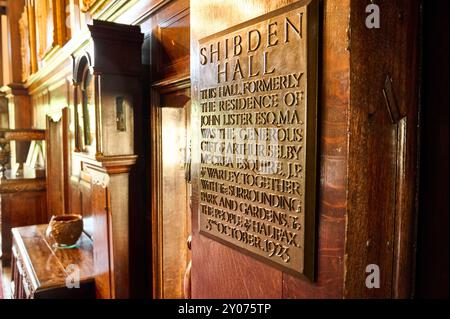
[7,0,26,84]
[69,179,82,215]
[158,9,190,79]
[148,0,191,299]
[1,190,47,264]
[44,78,70,219]
[345,0,421,298]
[192,235,283,298]
[282,0,349,298]
[6,0,151,299]
[79,172,94,237]
[190,0,349,299]
[46,117,65,217]
[160,105,190,299]
[91,181,111,299]
[2,0,423,299]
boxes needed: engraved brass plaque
[197,0,318,279]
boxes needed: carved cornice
[130,0,172,25]
[84,163,110,188]
[93,0,138,22]
[95,154,138,174]
[6,83,29,96]
[152,74,191,93]
[82,154,137,188]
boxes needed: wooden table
[9,224,95,299]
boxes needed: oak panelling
[26,1,38,75]
[0,96,8,128]
[90,180,111,299]
[7,0,156,300]
[0,17,4,87]
[160,87,190,109]
[68,19,144,299]
[160,99,190,299]
[1,190,47,266]
[7,0,26,84]
[147,0,190,82]
[190,0,421,299]
[31,91,47,129]
[46,78,70,218]
[79,169,94,238]
[69,177,82,215]
[282,0,349,298]
[345,0,421,298]
[158,9,190,79]
[27,60,72,97]
[192,235,283,299]
[148,0,191,299]
[33,0,69,67]
[46,116,65,217]
[54,0,70,46]
[95,74,137,157]
[34,0,55,63]
[62,107,70,213]
[108,173,131,298]
[11,93,33,130]
[19,6,31,82]
[190,0,327,299]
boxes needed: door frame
[150,77,191,299]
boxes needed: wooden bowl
[46,214,83,248]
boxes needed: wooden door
[189,0,421,299]
[158,93,191,299]
[149,0,191,299]
[190,0,347,299]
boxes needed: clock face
[77,66,96,153]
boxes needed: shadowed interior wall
[415,0,449,299]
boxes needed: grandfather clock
[71,20,143,298]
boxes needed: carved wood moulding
[35,0,55,62]
[81,0,109,14]
[0,129,45,141]
[95,154,138,174]
[0,178,46,193]
[84,162,109,188]
[19,8,31,82]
